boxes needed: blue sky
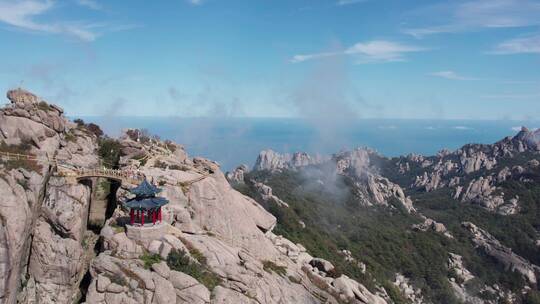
[0,0,539,119]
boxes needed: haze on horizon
[0,0,539,121]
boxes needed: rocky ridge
[248,148,415,213]
[0,89,388,304]
[462,222,540,285]
[400,127,540,214]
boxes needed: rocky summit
[0,89,389,304]
[1,89,540,304]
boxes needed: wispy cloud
[188,0,203,5]
[429,70,480,80]
[291,40,427,64]
[0,0,97,41]
[337,0,368,6]
[512,126,538,131]
[490,34,540,54]
[453,126,473,130]
[76,0,101,10]
[0,0,136,41]
[403,0,540,38]
[482,93,540,99]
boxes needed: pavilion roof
[130,179,161,197]
[125,196,169,210]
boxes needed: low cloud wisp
[291,40,427,64]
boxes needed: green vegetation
[140,253,162,269]
[64,131,77,142]
[86,123,104,138]
[98,138,122,169]
[0,140,42,172]
[262,260,287,276]
[109,222,125,234]
[131,153,147,166]
[126,129,151,144]
[74,118,85,126]
[239,159,540,303]
[154,160,168,169]
[169,164,186,171]
[109,273,127,286]
[73,118,104,138]
[166,249,222,290]
[37,101,52,112]
[524,290,540,304]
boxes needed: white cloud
[188,0,203,5]
[453,126,473,130]
[337,0,368,6]
[0,0,97,41]
[490,34,540,54]
[291,40,427,64]
[403,0,540,38]
[429,70,480,80]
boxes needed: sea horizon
[76,116,540,171]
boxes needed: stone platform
[126,223,168,242]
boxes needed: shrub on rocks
[166,249,221,290]
[140,253,162,269]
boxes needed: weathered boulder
[225,164,248,184]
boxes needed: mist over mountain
[1,0,539,303]
[76,116,538,171]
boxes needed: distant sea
[77,117,539,171]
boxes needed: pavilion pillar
[141,210,145,226]
[130,209,134,225]
[152,209,156,225]
[137,210,140,222]
[158,207,162,223]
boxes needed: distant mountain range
[228,127,540,303]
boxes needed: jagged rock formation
[462,222,540,284]
[399,127,540,214]
[0,89,390,304]
[225,164,249,184]
[0,89,101,304]
[253,150,325,172]
[447,253,474,283]
[239,128,540,303]
[393,274,424,304]
[252,181,289,207]
[412,216,453,238]
[3,89,540,304]
[252,148,415,213]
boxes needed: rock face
[5,89,539,304]
[412,217,453,238]
[251,148,415,213]
[400,127,540,215]
[0,89,102,304]
[448,253,474,283]
[225,164,248,184]
[0,89,393,303]
[85,148,386,304]
[253,150,324,172]
[333,149,415,212]
[252,181,289,207]
[462,222,540,284]
[394,274,424,304]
